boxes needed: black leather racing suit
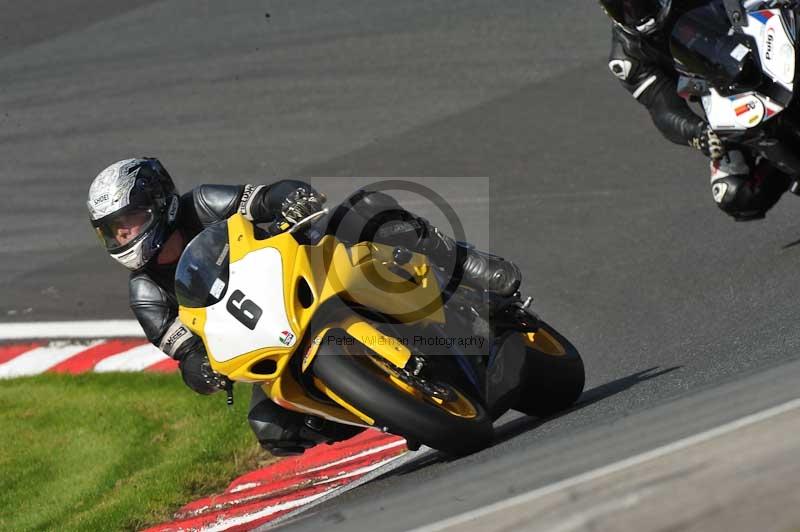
[608,24,790,220]
[609,24,706,146]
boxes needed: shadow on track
[382,366,681,478]
[493,366,681,444]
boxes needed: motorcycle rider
[598,0,792,221]
[87,157,522,455]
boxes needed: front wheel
[514,320,585,418]
[311,332,494,455]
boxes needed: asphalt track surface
[2,1,800,530]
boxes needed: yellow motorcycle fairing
[179,213,445,426]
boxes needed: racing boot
[421,224,522,297]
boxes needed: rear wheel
[514,321,585,417]
[312,331,493,455]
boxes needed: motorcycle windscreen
[670,0,761,93]
[175,221,231,308]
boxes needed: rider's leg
[329,189,522,296]
[710,150,790,221]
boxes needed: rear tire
[312,334,494,456]
[514,321,585,418]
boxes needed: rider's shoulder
[608,25,668,84]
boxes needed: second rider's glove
[693,126,726,161]
[280,187,327,224]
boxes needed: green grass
[0,373,273,532]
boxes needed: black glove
[693,126,726,161]
[280,187,327,224]
[178,348,231,395]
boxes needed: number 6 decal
[226,289,263,330]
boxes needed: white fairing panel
[702,9,793,130]
[203,247,296,362]
[703,90,773,130]
[747,10,795,87]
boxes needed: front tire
[311,332,493,455]
[514,321,585,418]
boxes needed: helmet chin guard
[110,230,160,270]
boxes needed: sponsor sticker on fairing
[278,330,295,346]
[730,43,750,61]
[759,11,795,86]
[210,278,226,299]
[732,95,765,128]
[215,243,230,267]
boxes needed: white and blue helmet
[87,158,179,270]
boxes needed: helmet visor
[92,207,156,253]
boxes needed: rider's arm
[181,180,318,227]
[129,273,227,394]
[238,180,318,223]
[608,27,706,147]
